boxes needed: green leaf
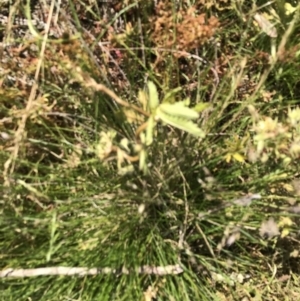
[138,133,148,174]
[145,116,155,146]
[156,107,205,138]
[159,102,199,120]
[162,87,182,103]
[193,102,210,113]
[183,98,191,106]
[232,152,245,163]
[25,0,41,38]
[285,3,297,16]
[139,149,148,175]
[225,153,232,163]
[147,81,159,112]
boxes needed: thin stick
[0,265,183,278]
[85,78,150,117]
[195,223,216,258]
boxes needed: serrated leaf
[156,108,205,138]
[159,102,199,120]
[147,81,159,112]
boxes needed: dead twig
[0,264,183,278]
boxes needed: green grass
[1,0,300,300]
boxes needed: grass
[1,0,300,300]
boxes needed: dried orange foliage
[278,44,300,63]
[151,3,219,55]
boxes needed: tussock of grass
[1,1,300,300]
